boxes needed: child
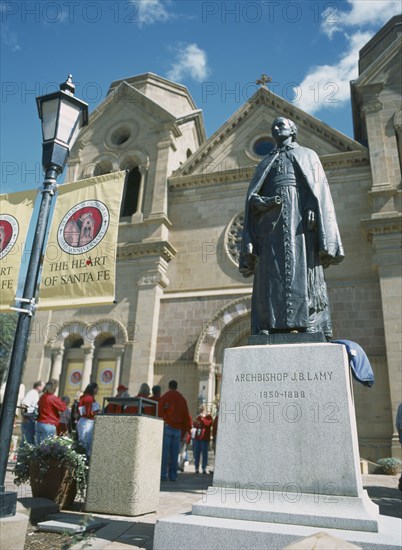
[57,396,72,435]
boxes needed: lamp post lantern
[0,75,88,518]
[36,75,88,173]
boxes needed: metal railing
[101,396,158,417]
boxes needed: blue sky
[1,0,401,193]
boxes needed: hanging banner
[63,360,84,401]
[39,171,126,309]
[0,189,37,311]
[96,359,116,405]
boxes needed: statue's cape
[239,142,345,272]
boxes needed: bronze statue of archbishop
[239,117,344,340]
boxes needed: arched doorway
[49,319,127,400]
[194,296,251,407]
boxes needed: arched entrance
[47,319,127,401]
[193,296,251,406]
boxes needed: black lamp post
[0,75,88,518]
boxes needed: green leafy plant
[13,436,89,496]
[377,457,402,475]
[61,515,96,550]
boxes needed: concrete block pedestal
[85,415,163,516]
[154,343,402,549]
[0,512,29,550]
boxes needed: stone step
[37,513,105,534]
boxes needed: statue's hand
[250,194,266,212]
[306,209,316,230]
[250,194,281,212]
[239,267,254,278]
[239,253,257,277]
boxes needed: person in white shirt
[20,380,45,444]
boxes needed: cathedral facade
[23,16,401,458]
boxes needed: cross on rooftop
[256,74,272,88]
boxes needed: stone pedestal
[154,343,402,549]
[0,512,29,550]
[85,415,163,516]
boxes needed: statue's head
[271,117,298,143]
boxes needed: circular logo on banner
[70,371,82,385]
[57,200,110,255]
[101,369,114,384]
[0,214,19,260]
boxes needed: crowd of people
[16,374,402,495]
[105,379,218,480]
[19,378,101,455]
[18,378,219,479]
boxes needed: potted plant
[376,457,402,475]
[14,436,88,508]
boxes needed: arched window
[120,167,141,217]
[70,338,84,349]
[93,160,113,176]
[99,336,116,347]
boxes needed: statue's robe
[239,142,344,337]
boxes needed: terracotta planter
[381,466,399,475]
[29,458,77,508]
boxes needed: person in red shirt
[57,396,72,435]
[106,384,129,414]
[159,380,191,481]
[36,380,67,444]
[193,406,213,474]
[125,382,153,415]
[212,409,219,454]
[149,385,162,417]
[76,383,100,456]
[150,385,161,402]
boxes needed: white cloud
[134,0,172,27]
[0,23,20,52]
[166,44,209,82]
[0,3,20,51]
[322,0,401,38]
[295,32,372,114]
[296,0,401,115]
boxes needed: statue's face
[271,118,293,141]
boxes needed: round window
[253,137,274,157]
[224,211,245,267]
[111,127,131,146]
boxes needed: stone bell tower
[351,15,402,458]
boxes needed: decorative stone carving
[194,296,252,365]
[197,362,216,373]
[137,272,169,288]
[394,110,402,131]
[87,319,128,345]
[224,211,244,267]
[362,215,402,241]
[362,101,383,114]
[117,241,177,262]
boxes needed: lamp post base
[0,490,17,518]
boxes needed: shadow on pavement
[365,485,402,518]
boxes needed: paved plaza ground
[3,457,402,550]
